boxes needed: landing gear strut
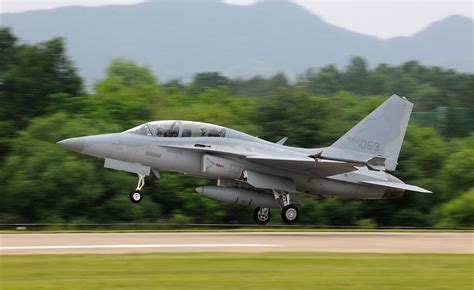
[273,190,299,224]
[253,207,271,225]
[129,174,145,203]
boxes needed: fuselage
[60,121,403,200]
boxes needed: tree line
[0,27,472,227]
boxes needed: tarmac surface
[1,232,472,255]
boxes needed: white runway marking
[0,244,279,250]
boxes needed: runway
[1,232,472,255]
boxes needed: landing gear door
[104,158,151,176]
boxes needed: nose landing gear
[130,190,142,203]
[129,174,145,203]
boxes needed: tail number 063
[360,140,380,152]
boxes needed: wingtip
[390,93,413,107]
[411,186,433,194]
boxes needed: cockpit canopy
[125,121,227,138]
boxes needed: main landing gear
[253,207,271,225]
[252,191,299,225]
[280,204,299,224]
[129,174,145,203]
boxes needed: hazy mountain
[2,0,473,86]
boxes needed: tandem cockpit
[124,121,229,138]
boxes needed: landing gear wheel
[281,204,299,224]
[130,173,145,203]
[130,190,143,203]
[253,207,271,225]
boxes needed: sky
[0,0,472,38]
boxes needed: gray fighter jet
[57,94,431,224]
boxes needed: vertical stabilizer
[330,94,413,171]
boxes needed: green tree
[255,90,333,147]
[410,84,441,110]
[96,58,156,90]
[92,58,160,128]
[230,73,289,97]
[0,112,165,223]
[436,188,474,227]
[342,56,369,95]
[441,135,474,197]
[454,75,474,108]
[153,86,260,135]
[0,27,17,72]
[299,65,341,95]
[191,72,230,93]
[0,28,82,129]
[366,63,393,95]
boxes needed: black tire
[253,207,271,225]
[130,190,143,203]
[281,204,299,224]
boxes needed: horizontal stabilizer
[366,156,386,171]
[360,180,432,193]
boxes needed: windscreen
[124,124,153,136]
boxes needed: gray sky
[1,0,472,38]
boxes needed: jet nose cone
[57,137,86,153]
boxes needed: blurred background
[0,0,472,228]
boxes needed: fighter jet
[57,94,431,224]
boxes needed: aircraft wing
[160,144,357,177]
[246,156,358,177]
[360,180,432,193]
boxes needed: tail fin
[329,94,413,171]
